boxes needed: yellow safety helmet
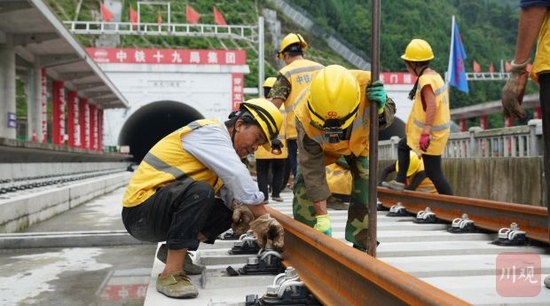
[396,151,421,177]
[307,65,360,141]
[401,39,434,62]
[277,33,308,60]
[263,77,277,89]
[239,98,283,151]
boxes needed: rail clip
[245,267,321,306]
[376,198,388,211]
[492,222,527,246]
[387,202,408,217]
[239,249,285,275]
[448,213,476,233]
[229,232,261,255]
[414,207,437,224]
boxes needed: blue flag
[449,21,469,93]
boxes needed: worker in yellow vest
[121,99,284,299]
[293,65,396,251]
[380,151,437,193]
[269,33,324,186]
[385,39,453,195]
[255,77,288,203]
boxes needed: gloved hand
[419,133,431,151]
[313,214,332,236]
[231,205,254,236]
[501,60,529,119]
[249,214,284,251]
[367,80,387,114]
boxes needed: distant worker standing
[385,39,453,195]
[268,33,324,188]
[293,65,396,250]
[121,99,285,299]
[380,151,437,194]
[500,0,550,289]
[255,77,287,203]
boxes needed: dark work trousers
[287,139,298,179]
[395,137,454,195]
[283,157,291,187]
[257,158,286,200]
[538,73,550,242]
[121,180,232,251]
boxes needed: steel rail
[377,188,549,244]
[267,207,470,306]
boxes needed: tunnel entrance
[119,101,204,162]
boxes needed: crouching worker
[293,65,395,251]
[121,98,285,299]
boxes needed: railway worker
[380,151,437,194]
[255,77,287,203]
[121,98,285,299]
[293,64,396,250]
[385,39,454,195]
[500,0,550,289]
[268,33,324,188]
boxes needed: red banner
[231,74,244,111]
[379,72,416,85]
[87,48,246,65]
[98,109,103,151]
[41,69,48,143]
[90,104,98,151]
[52,81,66,145]
[67,91,79,147]
[80,98,90,149]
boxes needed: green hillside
[44,0,534,129]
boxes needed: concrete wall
[381,157,545,207]
[0,172,132,233]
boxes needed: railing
[379,119,543,159]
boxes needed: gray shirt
[182,121,264,208]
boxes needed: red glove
[419,133,430,152]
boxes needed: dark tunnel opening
[119,101,204,162]
[118,100,407,163]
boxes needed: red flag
[157,12,162,25]
[100,2,114,22]
[489,62,494,73]
[473,60,481,73]
[213,7,227,26]
[505,61,512,72]
[129,5,138,29]
[186,5,201,24]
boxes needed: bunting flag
[489,62,494,73]
[157,12,162,25]
[129,4,138,29]
[213,7,227,26]
[100,2,114,22]
[473,60,481,73]
[186,5,201,24]
[448,17,469,93]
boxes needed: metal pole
[367,0,380,257]
[258,16,265,98]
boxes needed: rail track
[146,189,550,306]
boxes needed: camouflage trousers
[293,155,370,249]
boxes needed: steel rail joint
[267,207,470,306]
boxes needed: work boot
[156,244,205,275]
[327,196,349,210]
[156,271,198,299]
[381,180,405,191]
[271,196,284,202]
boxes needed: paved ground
[0,187,157,306]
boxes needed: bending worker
[380,151,437,193]
[293,65,396,250]
[121,99,284,299]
